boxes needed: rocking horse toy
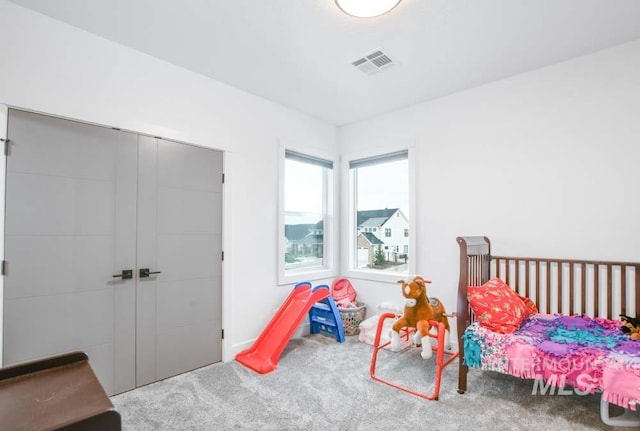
[370,276,459,400]
[390,276,451,359]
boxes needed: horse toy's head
[397,276,431,308]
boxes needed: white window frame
[341,144,416,283]
[278,144,338,285]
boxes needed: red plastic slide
[235,282,329,374]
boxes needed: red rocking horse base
[369,312,460,400]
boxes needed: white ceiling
[9,0,640,126]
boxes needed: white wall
[339,39,640,342]
[3,0,640,361]
[0,0,338,361]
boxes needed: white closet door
[3,109,137,395]
[3,110,223,394]
[136,136,223,385]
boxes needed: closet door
[136,136,223,385]
[3,109,137,395]
[3,110,223,394]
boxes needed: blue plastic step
[308,285,345,343]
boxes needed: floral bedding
[463,314,640,408]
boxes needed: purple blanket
[464,314,640,405]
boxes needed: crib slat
[474,255,478,285]
[606,264,612,318]
[484,254,490,283]
[506,259,510,287]
[471,256,475,286]
[536,261,541,312]
[515,260,520,294]
[569,263,575,315]
[621,266,627,316]
[635,265,640,316]
[525,260,530,299]
[546,262,551,314]
[580,263,587,313]
[557,262,562,314]
[593,264,600,317]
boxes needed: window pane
[280,150,333,275]
[284,158,323,213]
[353,158,408,272]
[284,214,324,270]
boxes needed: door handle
[113,269,133,280]
[139,268,162,278]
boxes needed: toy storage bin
[338,303,366,335]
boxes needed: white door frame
[0,104,8,365]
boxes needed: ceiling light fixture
[335,0,402,18]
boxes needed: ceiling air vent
[352,50,395,76]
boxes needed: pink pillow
[468,278,529,334]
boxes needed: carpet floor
[111,334,638,430]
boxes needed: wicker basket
[338,303,366,336]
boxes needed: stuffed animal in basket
[390,276,451,359]
[620,314,640,340]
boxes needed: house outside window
[279,148,336,284]
[347,150,411,277]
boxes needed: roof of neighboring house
[359,217,388,227]
[285,221,323,242]
[357,208,399,227]
[285,224,313,241]
[359,232,384,245]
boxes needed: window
[280,149,335,284]
[404,228,409,237]
[348,150,410,275]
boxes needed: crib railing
[456,235,640,394]
[493,256,640,319]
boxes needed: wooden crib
[456,236,640,425]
